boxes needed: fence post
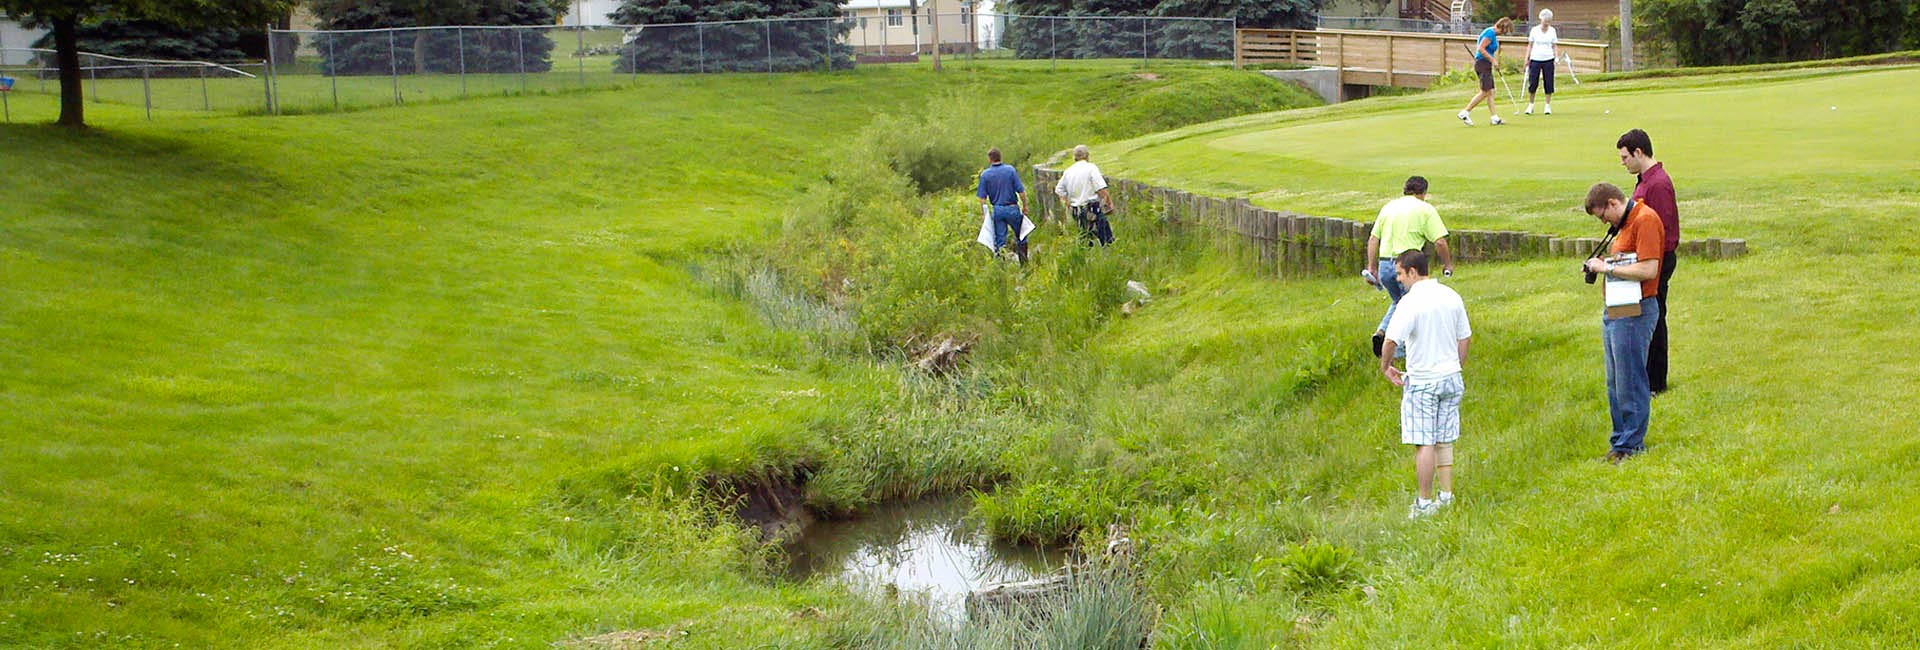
[1232,27,1242,68]
[576,23,586,88]
[931,10,941,71]
[458,27,468,97]
[1385,33,1394,86]
[1140,17,1147,67]
[261,59,273,113]
[329,34,340,110]
[698,23,706,73]
[1049,16,1056,71]
[630,29,639,80]
[766,20,774,73]
[389,28,401,105]
[823,18,832,72]
[140,63,152,120]
[265,26,279,114]
[199,65,210,111]
[516,28,527,93]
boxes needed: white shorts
[1401,373,1464,446]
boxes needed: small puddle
[783,496,1067,620]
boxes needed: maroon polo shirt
[1632,162,1679,253]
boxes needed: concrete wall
[1261,68,1343,104]
[1032,165,1747,279]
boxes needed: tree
[0,0,293,127]
[29,18,269,72]
[609,0,850,74]
[1000,0,1317,61]
[1638,0,1915,66]
[307,0,566,75]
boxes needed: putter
[1462,43,1518,105]
[1563,52,1581,84]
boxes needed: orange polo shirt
[1611,200,1665,298]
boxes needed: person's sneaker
[1408,499,1440,519]
[1458,110,1473,126]
[1436,492,1455,507]
[1490,115,1506,126]
[1372,332,1386,358]
[1544,103,1553,115]
[1605,450,1630,465]
[1523,103,1534,115]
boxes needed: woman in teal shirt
[1456,17,1514,127]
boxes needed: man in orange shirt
[1582,183,1664,464]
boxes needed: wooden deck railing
[1236,28,1611,88]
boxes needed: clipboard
[1603,253,1643,318]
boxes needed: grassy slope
[0,65,1312,648]
[1066,66,1920,646]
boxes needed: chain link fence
[0,48,268,120]
[266,14,1235,112]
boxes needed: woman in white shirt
[1525,9,1558,115]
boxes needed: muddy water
[783,496,1066,620]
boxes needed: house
[1399,0,1617,30]
[563,0,623,27]
[841,0,982,56]
[1,12,50,65]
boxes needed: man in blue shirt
[1456,17,1513,127]
[976,148,1030,263]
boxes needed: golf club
[1463,44,1519,106]
[1563,52,1581,84]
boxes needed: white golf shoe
[1545,103,1553,115]
[1524,103,1534,115]
[1490,115,1506,126]
[1458,110,1473,126]
[1408,499,1440,519]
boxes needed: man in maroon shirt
[1617,129,1677,394]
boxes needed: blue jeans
[990,205,1025,250]
[1376,259,1408,359]
[1603,297,1660,454]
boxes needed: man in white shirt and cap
[1054,144,1119,246]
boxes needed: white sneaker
[1437,492,1454,507]
[1544,104,1553,115]
[1490,115,1506,126]
[1408,499,1439,519]
[1457,110,1473,126]
[1523,103,1534,115]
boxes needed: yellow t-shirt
[1372,196,1449,256]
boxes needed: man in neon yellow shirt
[1364,176,1455,357]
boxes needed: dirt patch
[1132,72,1160,81]
[564,627,682,649]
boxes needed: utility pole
[1618,0,1634,71]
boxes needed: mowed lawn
[1074,65,1920,646]
[0,65,1306,648]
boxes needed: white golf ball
[1604,109,1611,114]
[1830,106,1837,110]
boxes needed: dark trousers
[1072,202,1114,246]
[1648,251,1675,393]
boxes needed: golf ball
[1831,106,1838,110]
[1604,109,1611,114]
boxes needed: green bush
[1279,541,1359,596]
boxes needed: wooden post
[1336,31,1345,75]
[931,1,942,71]
[1385,34,1394,86]
[1233,29,1243,68]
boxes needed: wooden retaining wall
[1032,167,1748,278]
[1236,28,1612,89]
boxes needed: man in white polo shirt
[1380,249,1473,519]
[1054,144,1118,246]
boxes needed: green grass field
[0,64,1313,648]
[4,54,1920,648]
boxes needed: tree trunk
[53,16,85,128]
[414,29,430,74]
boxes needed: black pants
[1526,59,1555,96]
[1072,202,1114,246]
[1648,251,1675,392]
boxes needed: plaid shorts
[1401,373,1464,446]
